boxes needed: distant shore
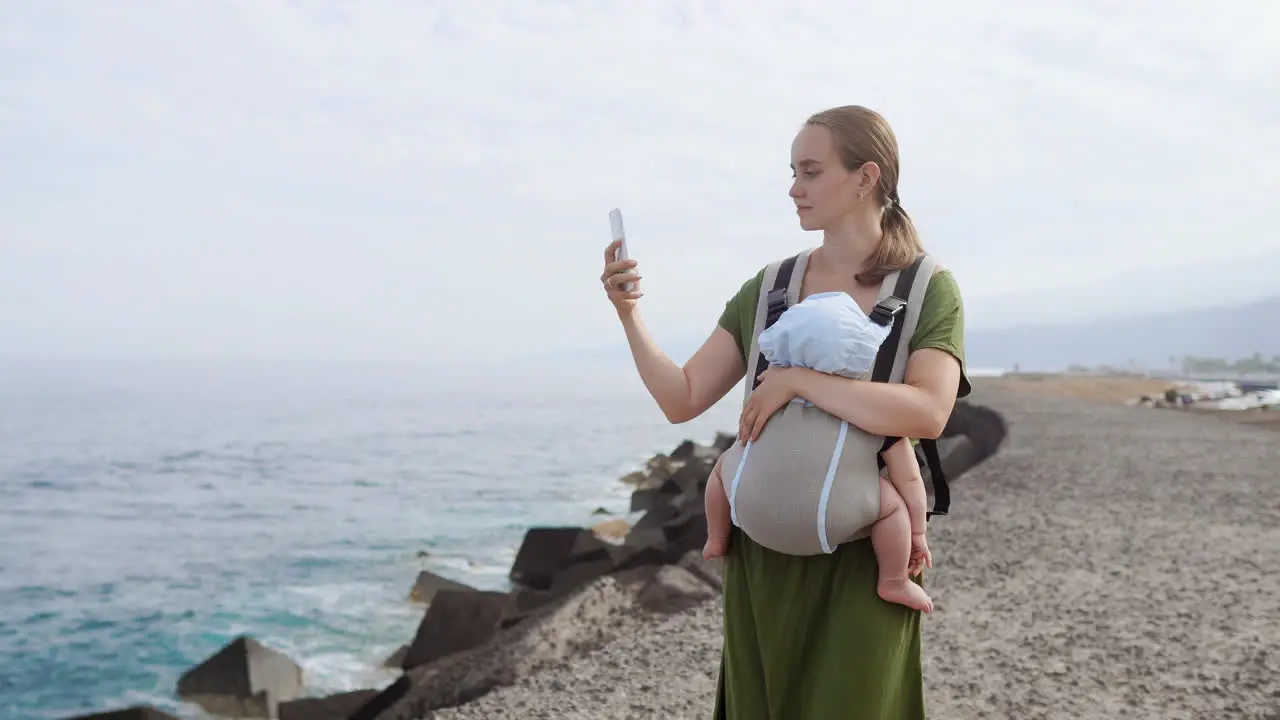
[990,371,1280,431]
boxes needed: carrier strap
[871,255,951,519]
[870,257,923,384]
[921,439,949,516]
[744,251,951,519]
[750,254,798,391]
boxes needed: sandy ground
[989,372,1175,404]
[425,379,1280,719]
[995,372,1280,432]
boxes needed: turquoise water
[0,360,740,719]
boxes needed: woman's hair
[805,105,924,286]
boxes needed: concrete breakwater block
[62,707,180,720]
[278,688,380,720]
[407,568,474,604]
[175,635,303,718]
[400,589,512,671]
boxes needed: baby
[702,291,935,613]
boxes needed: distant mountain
[965,296,1280,372]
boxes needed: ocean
[0,360,742,719]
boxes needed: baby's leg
[702,457,731,560]
[870,458,933,613]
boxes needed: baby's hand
[908,532,933,576]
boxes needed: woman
[600,104,969,719]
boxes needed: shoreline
[75,400,1007,719]
[71,374,1278,719]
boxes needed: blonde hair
[805,105,924,286]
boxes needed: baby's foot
[877,578,934,613]
[702,534,729,560]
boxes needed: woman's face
[788,124,874,231]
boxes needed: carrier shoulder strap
[742,249,810,406]
[870,254,952,518]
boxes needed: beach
[417,377,1279,719]
[65,375,1279,719]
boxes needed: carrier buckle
[869,296,906,327]
[765,288,789,321]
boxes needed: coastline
[72,375,1279,719]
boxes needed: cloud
[1,1,1278,363]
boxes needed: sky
[3,1,1279,366]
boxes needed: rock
[408,569,474,604]
[590,517,629,541]
[669,439,699,460]
[590,506,611,516]
[657,458,713,497]
[402,589,512,671]
[670,438,723,464]
[676,550,724,592]
[382,644,408,669]
[636,564,718,614]
[631,503,683,532]
[510,587,555,615]
[619,470,649,486]
[175,635,302,719]
[644,454,678,482]
[279,688,380,720]
[63,707,179,720]
[359,576,643,719]
[347,675,415,720]
[509,527,612,591]
[609,563,663,590]
[712,431,736,453]
[933,435,984,488]
[942,401,1008,459]
[628,486,665,512]
[604,527,682,573]
[661,506,710,555]
[549,555,620,595]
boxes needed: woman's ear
[857,161,882,196]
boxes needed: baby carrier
[721,247,950,556]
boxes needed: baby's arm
[881,438,927,535]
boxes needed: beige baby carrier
[721,248,950,556]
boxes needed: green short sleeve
[908,267,971,398]
[717,267,765,364]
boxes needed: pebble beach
[422,378,1280,719]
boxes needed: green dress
[711,261,970,720]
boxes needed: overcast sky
[3,2,1278,365]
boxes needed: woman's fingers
[602,241,637,271]
[603,260,638,280]
[602,271,642,291]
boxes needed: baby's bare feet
[877,578,934,613]
[703,534,729,560]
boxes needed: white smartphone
[608,208,633,292]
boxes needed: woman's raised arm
[602,240,746,423]
[621,319,745,424]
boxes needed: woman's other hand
[601,239,644,315]
[739,366,798,442]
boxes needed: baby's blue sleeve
[758,293,892,377]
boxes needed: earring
[858,192,865,200]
